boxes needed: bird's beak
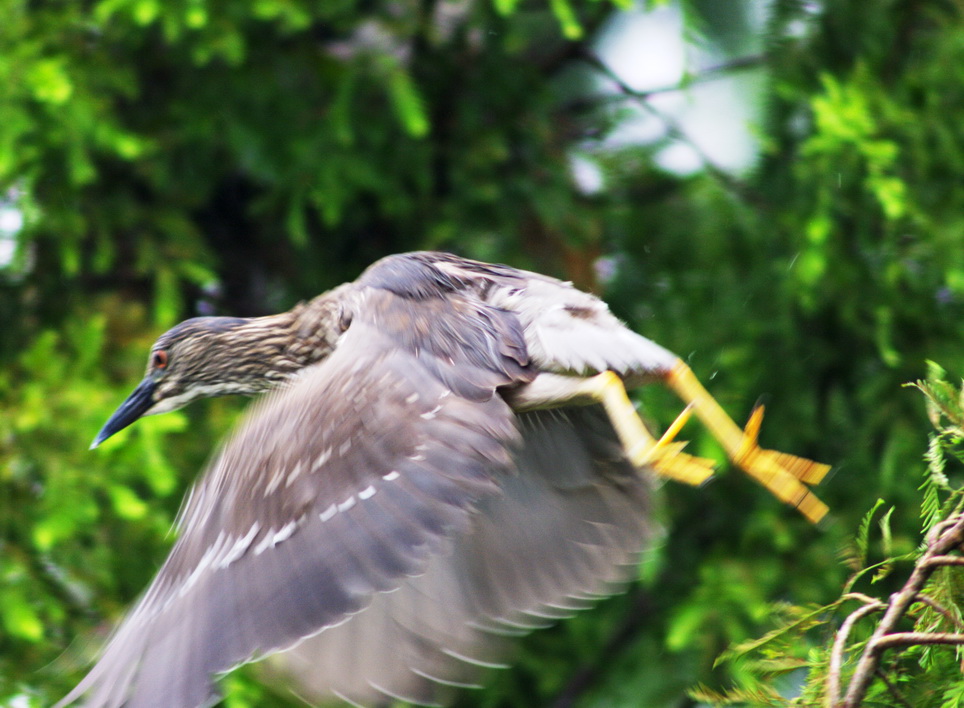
[91,377,158,449]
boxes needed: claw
[739,404,764,458]
[655,402,694,448]
[665,360,831,524]
[739,405,830,485]
[643,402,715,486]
[646,442,716,487]
[766,451,831,485]
[627,427,716,488]
[736,447,830,524]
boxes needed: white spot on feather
[253,520,300,555]
[253,533,274,556]
[263,467,285,496]
[319,504,337,522]
[285,461,304,488]
[177,530,228,597]
[273,520,297,543]
[315,447,332,469]
[420,404,442,420]
[383,470,400,481]
[217,523,260,569]
[337,496,356,512]
[358,485,376,500]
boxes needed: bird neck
[286,284,351,368]
[233,285,351,389]
[209,289,345,394]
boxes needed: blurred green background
[2,0,964,705]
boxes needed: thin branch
[930,517,964,541]
[842,592,884,608]
[921,555,964,568]
[913,593,964,630]
[838,514,964,707]
[549,589,653,708]
[827,600,885,707]
[875,632,964,650]
[874,667,914,708]
[569,53,766,105]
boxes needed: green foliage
[709,367,964,707]
[0,299,231,693]
[4,0,964,706]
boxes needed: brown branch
[827,600,885,707]
[842,592,884,607]
[836,514,964,707]
[913,593,964,630]
[921,555,964,568]
[874,667,914,708]
[549,589,653,708]
[875,632,964,650]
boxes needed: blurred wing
[59,315,526,708]
[266,405,656,706]
[403,252,679,379]
[490,275,679,379]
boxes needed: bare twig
[874,667,914,708]
[841,592,884,608]
[549,589,653,708]
[875,631,964,650]
[835,514,964,707]
[922,555,964,568]
[569,53,765,105]
[913,593,964,630]
[827,599,885,707]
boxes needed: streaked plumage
[60,252,828,707]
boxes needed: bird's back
[360,252,680,381]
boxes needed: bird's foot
[632,440,717,487]
[581,371,715,487]
[627,403,715,486]
[731,405,830,524]
[738,405,831,485]
[665,361,831,524]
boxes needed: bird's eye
[152,350,169,370]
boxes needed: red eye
[152,350,168,369]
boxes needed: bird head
[91,315,303,449]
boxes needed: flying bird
[60,251,829,707]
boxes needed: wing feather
[266,406,656,706]
[60,309,526,708]
[399,251,680,378]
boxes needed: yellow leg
[665,360,831,524]
[579,371,716,487]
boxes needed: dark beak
[91,377,157,449]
